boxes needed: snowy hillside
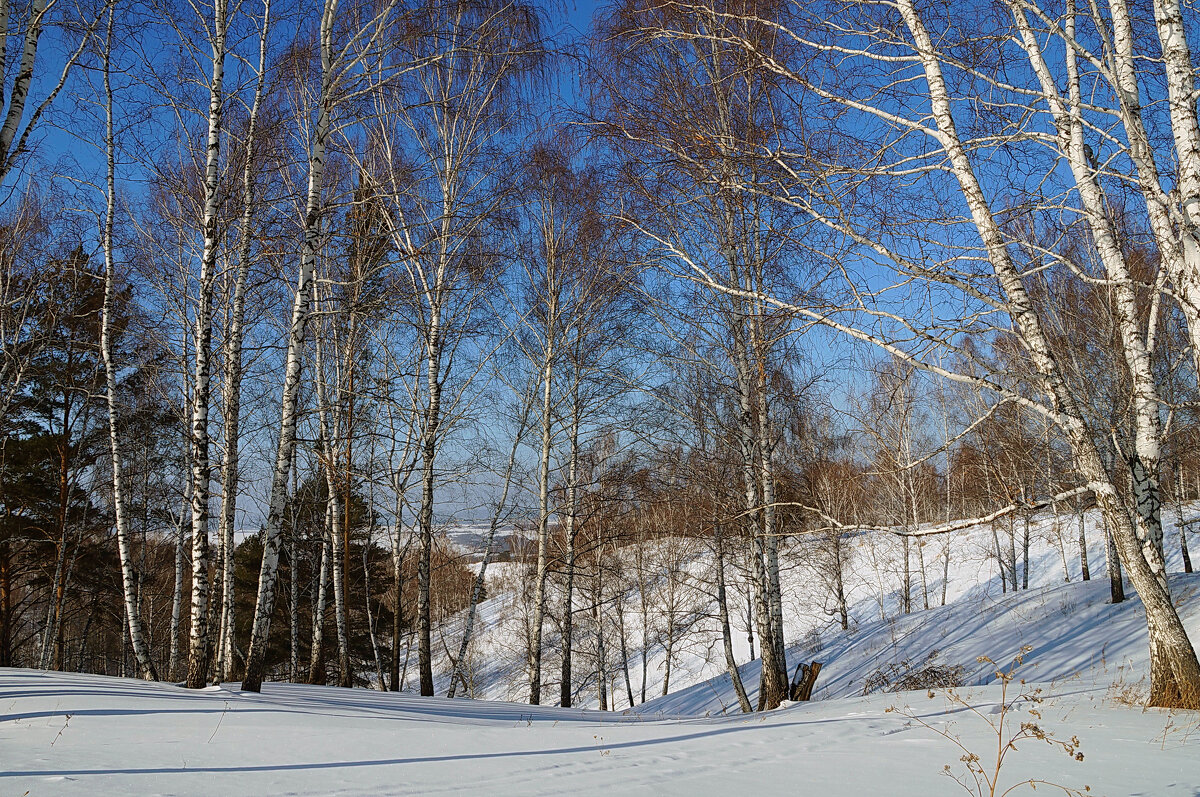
[415,504,1200,712]
[5,504,1200,795]
[4,572,1199,795]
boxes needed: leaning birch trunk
[241,0,336,694]
[216,0,272,684]
[447,385,533,698]
[98,7,156,681]
[184,0,230,691]
[899,0,1200,707]
[715,521,753,713]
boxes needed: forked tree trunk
[241,0,337,694]
[216,0,271,684]
[308,526,331,685]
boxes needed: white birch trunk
[313,311,351,687]
[308,517,331,684]
[168,506,185,679]
[529,310,555,705]
[99,7,157,681]
[185,0,230,691]
[558,382,580,708]
[241,0,337,693]
[715,521,752,713]
[415,309,442,697]
[216,0,271,684]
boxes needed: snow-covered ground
[4,641,1199,797]
[4,506,1200,795]
[419,504,1200,711]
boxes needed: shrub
[862,649,965,695]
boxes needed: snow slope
[5,506,1200,796]
[3,655,1199,797]
[420,504,1200,711]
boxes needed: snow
[4,506,1200,795]
[3,652,1198,795]
[418,505,1198,711]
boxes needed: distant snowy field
[4,506,1200,795]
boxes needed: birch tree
[637,0,1200,708]
[0,0,98,188]
[513,140,624,705]
[242,0,401,693]
[362,0,542,697]
[214,0,272,684]
[97,4,157,681]
[592,0,801,708]
[177,0,233,691]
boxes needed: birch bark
[215,0,271,684]
[241,0,338,693]
[184,0,230,691]
[99,6,157,681]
